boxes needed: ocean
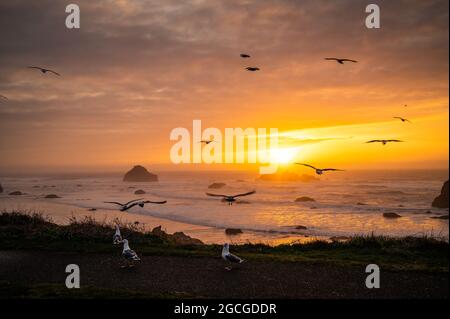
[0,169,448,244]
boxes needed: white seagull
[27,66,60,76]
[113,225,122,245]
[222,243,244,271]
[104,198,167,211]
[121,239,141,267]
[366,139,403,146]
[206,190,256,205]
[295,163,344,175]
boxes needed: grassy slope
[1,211,448,273]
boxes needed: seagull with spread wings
[393,117,411,123]
[104,198,166,211]
[366,139,403,145]
[199,139,215,145]
[206,190,256,205]
[222,243,244,271]
[27,66,60,76]
[324,58,358,64]
[295,163,344,175]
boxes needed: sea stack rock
[123,165,158,182]
[432,180,449,208]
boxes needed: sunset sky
[0,0,448,173]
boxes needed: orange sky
[0,0,448,172]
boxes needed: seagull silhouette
[206,190,256,205]
[324,58,358,64]
[199,140,215,145]
[222,243,244,271]
[366,140,403,146]
[240,53,251,58]
[393,117,411,123]
[246,67,260,72]
[104,199,166,211]
[295,163,344,175]
[27,66,60,76]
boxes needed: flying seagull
[393,117,411,123]
[324,58,358,64]
[0,94,8,100]
[121,239,140,268]
[222,243,244,271]
[206,190,256,205]
[113,225,122,245]
[240,53,251,58]
[27,66,60,76]
[295,163,344,175]
[366,139,403,145]
[199,140,215,145]
[246,67,260,72]
[104,199,167,211]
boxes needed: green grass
[0,281,199,299]
[0,211,448,272]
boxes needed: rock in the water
[45,194,61,199]
[383,213,402,219]
[0,183,3,193]
[225,228,243,235]
[295,225,308,230]
[432,180,449,208]
[123,165,158,182]
[208,182,226,189]
[9,191,23,196]
[134,189,146,195]
[295,196,316,202]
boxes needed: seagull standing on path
[206,191,256,205]
[222,243,244,271]
[121,239,141,268]
[27,66,60,76]
[324,58,358,64]
[393,117,411,123]
[366,139,403,146]
[295,163,344,175]
[113,225,122,245]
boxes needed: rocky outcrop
[151,226,203,245]
[383,213,402,219]
[44,194,61,199]
[123,165,158,182]
[134,189,146,195]
[432,181,449,208]
[295,225,308,230]
[295,196,316,202]
[225,228,243,235]
[208,182,226,189]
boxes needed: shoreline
[0,198,319,245]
